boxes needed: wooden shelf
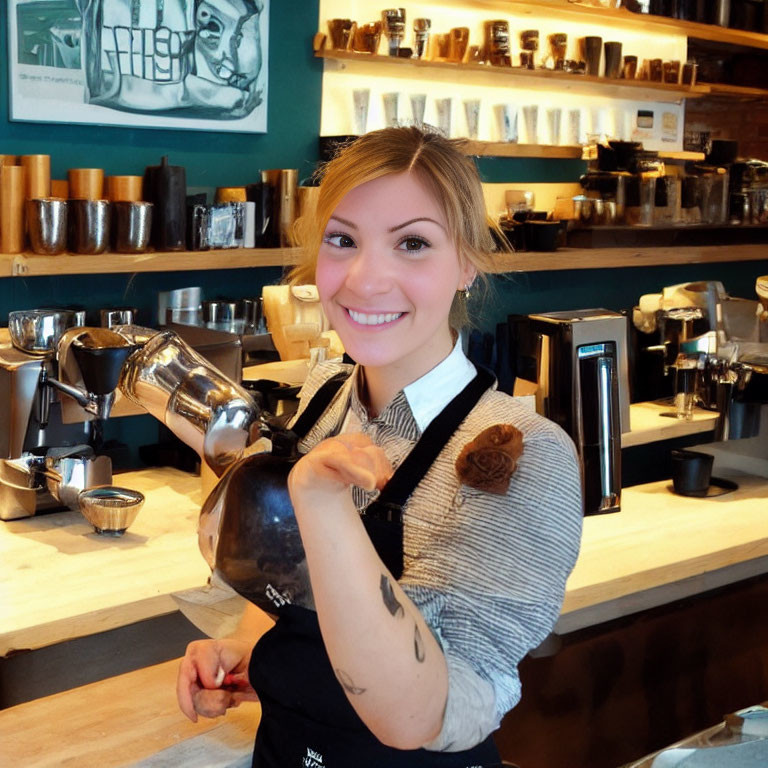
[582,146,706,162]
[1,243,764,278]
[465,141,583,158]
[438,0,768,52]
[489,242,768,272]
[316,49,708,103]
[699,82,768,100]
[5,247,302,277]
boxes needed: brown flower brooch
[455,424,524,495]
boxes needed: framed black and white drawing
[8,0,269,133]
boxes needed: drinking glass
[382,92,400,127]
[410,93,426,126]
[352,89,370,135]
[494,104,518,142]
[463,99,480,140]
[547,108,562,145]
[522,105,539,144]
[435,98,453,137]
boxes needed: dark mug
[604,42,623,79]
[670,448,713,496]
[524,220,562,251]
[581,36,602,76]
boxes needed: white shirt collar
[403,338,477,432]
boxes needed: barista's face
[316,171,475,385]
[195,0,261,89]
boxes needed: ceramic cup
[670,449,713,497]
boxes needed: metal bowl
[7,308,76,355]
[78,485,145,536]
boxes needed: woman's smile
[345,308,405,327]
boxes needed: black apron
[248,367,504,768]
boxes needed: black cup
[582,36,602,76]
[670,448,714,496]
[604,41,623,78]
[525,220,562,251]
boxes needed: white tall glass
[547,108,562,145]
[522,105,539,144]
[435,98,453,137]
[494,104,518,143]
[463,99,480,140]
[352,89,370,135]
[382,92,400,127]
[410,94,426,126]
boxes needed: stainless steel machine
[0,315,136,519]
[633,277,768,478]
[509,309,631,515]
[0,311,261,522]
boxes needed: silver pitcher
[117,327,261,475]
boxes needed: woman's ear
[458,260,477,292]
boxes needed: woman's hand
[288,433,393,503]
[176,638,258,722]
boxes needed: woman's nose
[344,247,393,297]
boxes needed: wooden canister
[106,175,143,202]
[68,168,105,200]
[215,186,247,203]
[0,155,18,168]
[51,179,70,198]
[20,154,51,199]
[1,164,27,253]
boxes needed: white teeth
[348,309,403,326]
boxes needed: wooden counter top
[558,471,768,633]
[0,467,208,657]
[0,658,259,767]
[3,463,768,658]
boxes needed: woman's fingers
[193,688,234,719]
[295,434,393,493]
[176,640,255,722]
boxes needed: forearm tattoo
[335,668,366,695]
[379,574,404,618]
[414,624,426,663]
[380,574,427,663]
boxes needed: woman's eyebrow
[388,217,445,232]
[327,215,357,229]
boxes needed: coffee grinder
[509,309,630,515]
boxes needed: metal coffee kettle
[114,324,309,612]
[198,437,312,614]
[117,326,262,476]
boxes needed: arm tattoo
[335,668,366,695]
[414,624,426,663]
[379,574,405,618]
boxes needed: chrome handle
[596,355,617,507]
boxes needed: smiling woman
[314,171,476,411]
[177,127,584,768]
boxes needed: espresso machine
[0,313,139,520]
[634,277,768,478]
[0,307,262,521]
[509,309,630,515]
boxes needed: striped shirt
[292,349,583,751]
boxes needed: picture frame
[8,0,269,133]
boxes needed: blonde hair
[290,126,505,329]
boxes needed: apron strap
[289,371,351,440]
[368,366,496,520]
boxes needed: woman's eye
[397,236,429,253]
[324,233,356,248]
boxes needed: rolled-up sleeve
[401,426,583,751]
